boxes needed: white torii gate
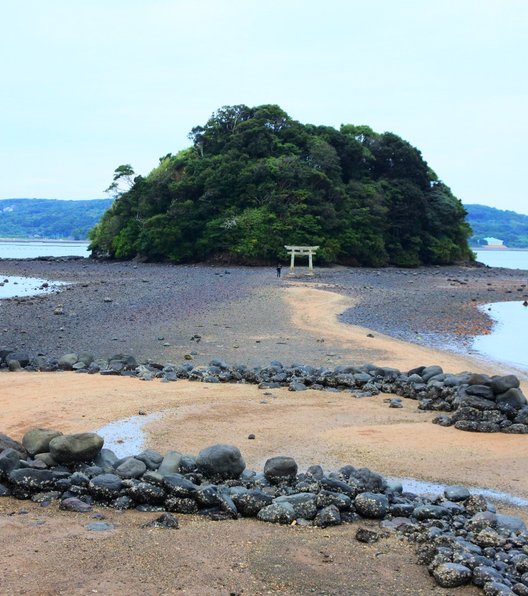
[284,245,319,276]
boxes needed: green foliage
[465,204,528,248]
[89,104,472,266]
[0,199,112,240]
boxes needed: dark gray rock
[356,527,380,543]
[135,449,164,470]
[163,474,198,498]
[49,433,104,463]
[89,474,123,499]
[116,458,147,479]
[0,433,27,457]
[126,481,166,504]
[0,448,21,477]
[257,502,296,524]
[444,486,470,502]
[432,563,472,588]
[94,448,119,470]
[8,468,55,490]
[59,497,93,512]
[22,428,63,456]
[473,565,509,587]
[466,385,496,400]
[264,456,298,484]
[142,512,179,529]
[496,388,527,409]
[165,497,198,514]
[491,375,520,395]
[422,365,443,382]
[314,504,341,527]
[232,489,274,517]
[196,444,245,480]
[413,504,451,520]
[354,492,389,519]
[274,493,318,520]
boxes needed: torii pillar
[284,245,319,276]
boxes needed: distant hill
[0,198,112,240]
[464,204,528,248]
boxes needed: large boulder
[22,428,63,456]
[49,433,104,463]
[196,444,245,479]
[490,375,520,395]
[495,388,527,409]
[263,456,298,484]
[354,492,389,519]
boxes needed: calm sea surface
[475,249,528,269]
[0,240,90,259]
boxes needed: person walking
[276,263,282,278]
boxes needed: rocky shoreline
[1,427,528,593]
[1,349,527,434]
[0,259,527,368]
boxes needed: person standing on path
[276,263,282,278]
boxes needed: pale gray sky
[1,0,526,213]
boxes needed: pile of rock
[1,428,528,593]
[1,349,527,434]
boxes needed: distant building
[484,237,505,247]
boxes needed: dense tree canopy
[90,104,472,266]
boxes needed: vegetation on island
[89,104,473,266]
[0,198,112,240]
[464,204,528,248]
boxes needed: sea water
[0,239,90,259]
[475,249,528,270]
[0,275,67,299]
[473,301,528,372]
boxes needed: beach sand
[1,277,527,594]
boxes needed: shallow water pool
[473,301,528,372]
[0,275,66,299]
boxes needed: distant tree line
[0,199,112,240]
[465,204,528,248]
[90,104,472,266]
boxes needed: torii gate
[284,245,319,276]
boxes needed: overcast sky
[1,1,526,214]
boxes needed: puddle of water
[95,412,162,458]
[0,275,67,299]
[387,476,528,507]
[473,301,528,372]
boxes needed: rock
[116,458,147,479]
[22,428,63,456]
[482,581,515,595]
[355,527,380,543]
[49,433,104,463]
[314,504,342,527]
[432,563,472,588]
[157,451,183,475]
[466,385,496,400]
[288,381,307,391]
[142,512,179,529]
[8,468,55,490]
[473,565,509,587]
[232,489,274,517]
[165,497,198,514]
[89,474,123,499]
[58,353,78,370]
[264,456,298,484]
[135,449,164,470]
[196,444,246,480]
[94,448,119,471]
[86,522,114,532]
[163,474,198,498]
[0,448,21,477]
[491,375,520,395]
[257,502,296,524]
[127,482,166,504]
[496,388,527,409]
[0,433,27,457]
[274,493,318,520]
[413,504,450,520]
[60,497,93,512]
[422,365,443,382]
[442,486,470,503]
[354,492,389,519]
